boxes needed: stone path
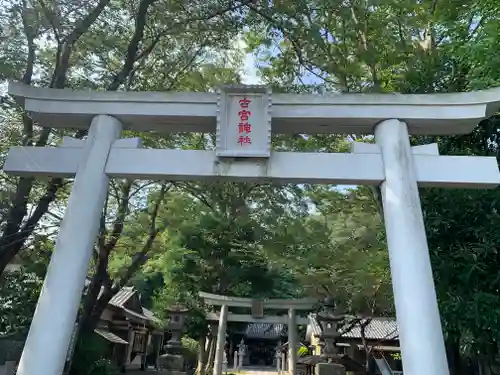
[127,366,280,375]
[236,366,279,375]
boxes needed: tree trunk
[196,336,207,375]
[446,336,465,375]
[86,289,115,333]
[204,335,212,365]
[79,257,109,327]
[205,336,216,374]
[359,318,372,373]
[0,177,60,275]
[477,358,485,375]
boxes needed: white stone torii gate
[4,82,500,375]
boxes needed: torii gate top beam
[9,82,500,135]
[199,292,317,310]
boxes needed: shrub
[182,336,199,371]
[297,346,309,357]
[88,358,120,375]
[71,332,110,375]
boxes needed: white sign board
[216,85,271,158]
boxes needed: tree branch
[20,7,36,85]
[52,0,111,88]
[136,0,254,62]
[103,181,133,253]
[246,3,339,87]
[164,44,207,90]
[178,182,217,213]
[0,178,63,275]
[114,184,170,290]
[19,5,37,146]
[107,0,157,91]
[37,0,62,43]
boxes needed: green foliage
[182,336,200,364]
[297,346,309,357]
[0,234,52,336]
[71,333,111,375]
[149,184,306,338]
[266,186,392,315]
[88,359,120,375]
[422,184,500,358]
[0,270,42,336]
[391,352,401,361]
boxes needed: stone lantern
[165,304,189,351]
[315,297,347,375]
[159,305,189,374]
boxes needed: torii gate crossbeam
[5,82,500,375]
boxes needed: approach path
[237,366,279,375]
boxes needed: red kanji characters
[239,97,251,108]
[238,136,252,145]
[238,110,251,121]
[238,122,252,134]
[236,96,252,146]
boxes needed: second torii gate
[199,292,316,375]
[4,82,500,375]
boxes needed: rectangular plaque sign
[216,85,271,158]
[251,299,264,318]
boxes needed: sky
[238,38,262,85]
[238,37,322,86]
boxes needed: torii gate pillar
[375,119,448,375]
[16,115,122,375]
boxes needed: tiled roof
[123,307,153,322]
[297,355,365,372]
[342,318,398,340]
[83,281,161,324]
[109,287,136,308]
[308,314,398,341]
[143,307,161,323]
[108,286,158,323]
[245,323,286,339]
[94,329,128,344]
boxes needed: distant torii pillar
[287,309,297,375]
[213,305,228,375]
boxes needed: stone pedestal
[315,363,346,375]
[158,353,185,372]
[0,361,17,375]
